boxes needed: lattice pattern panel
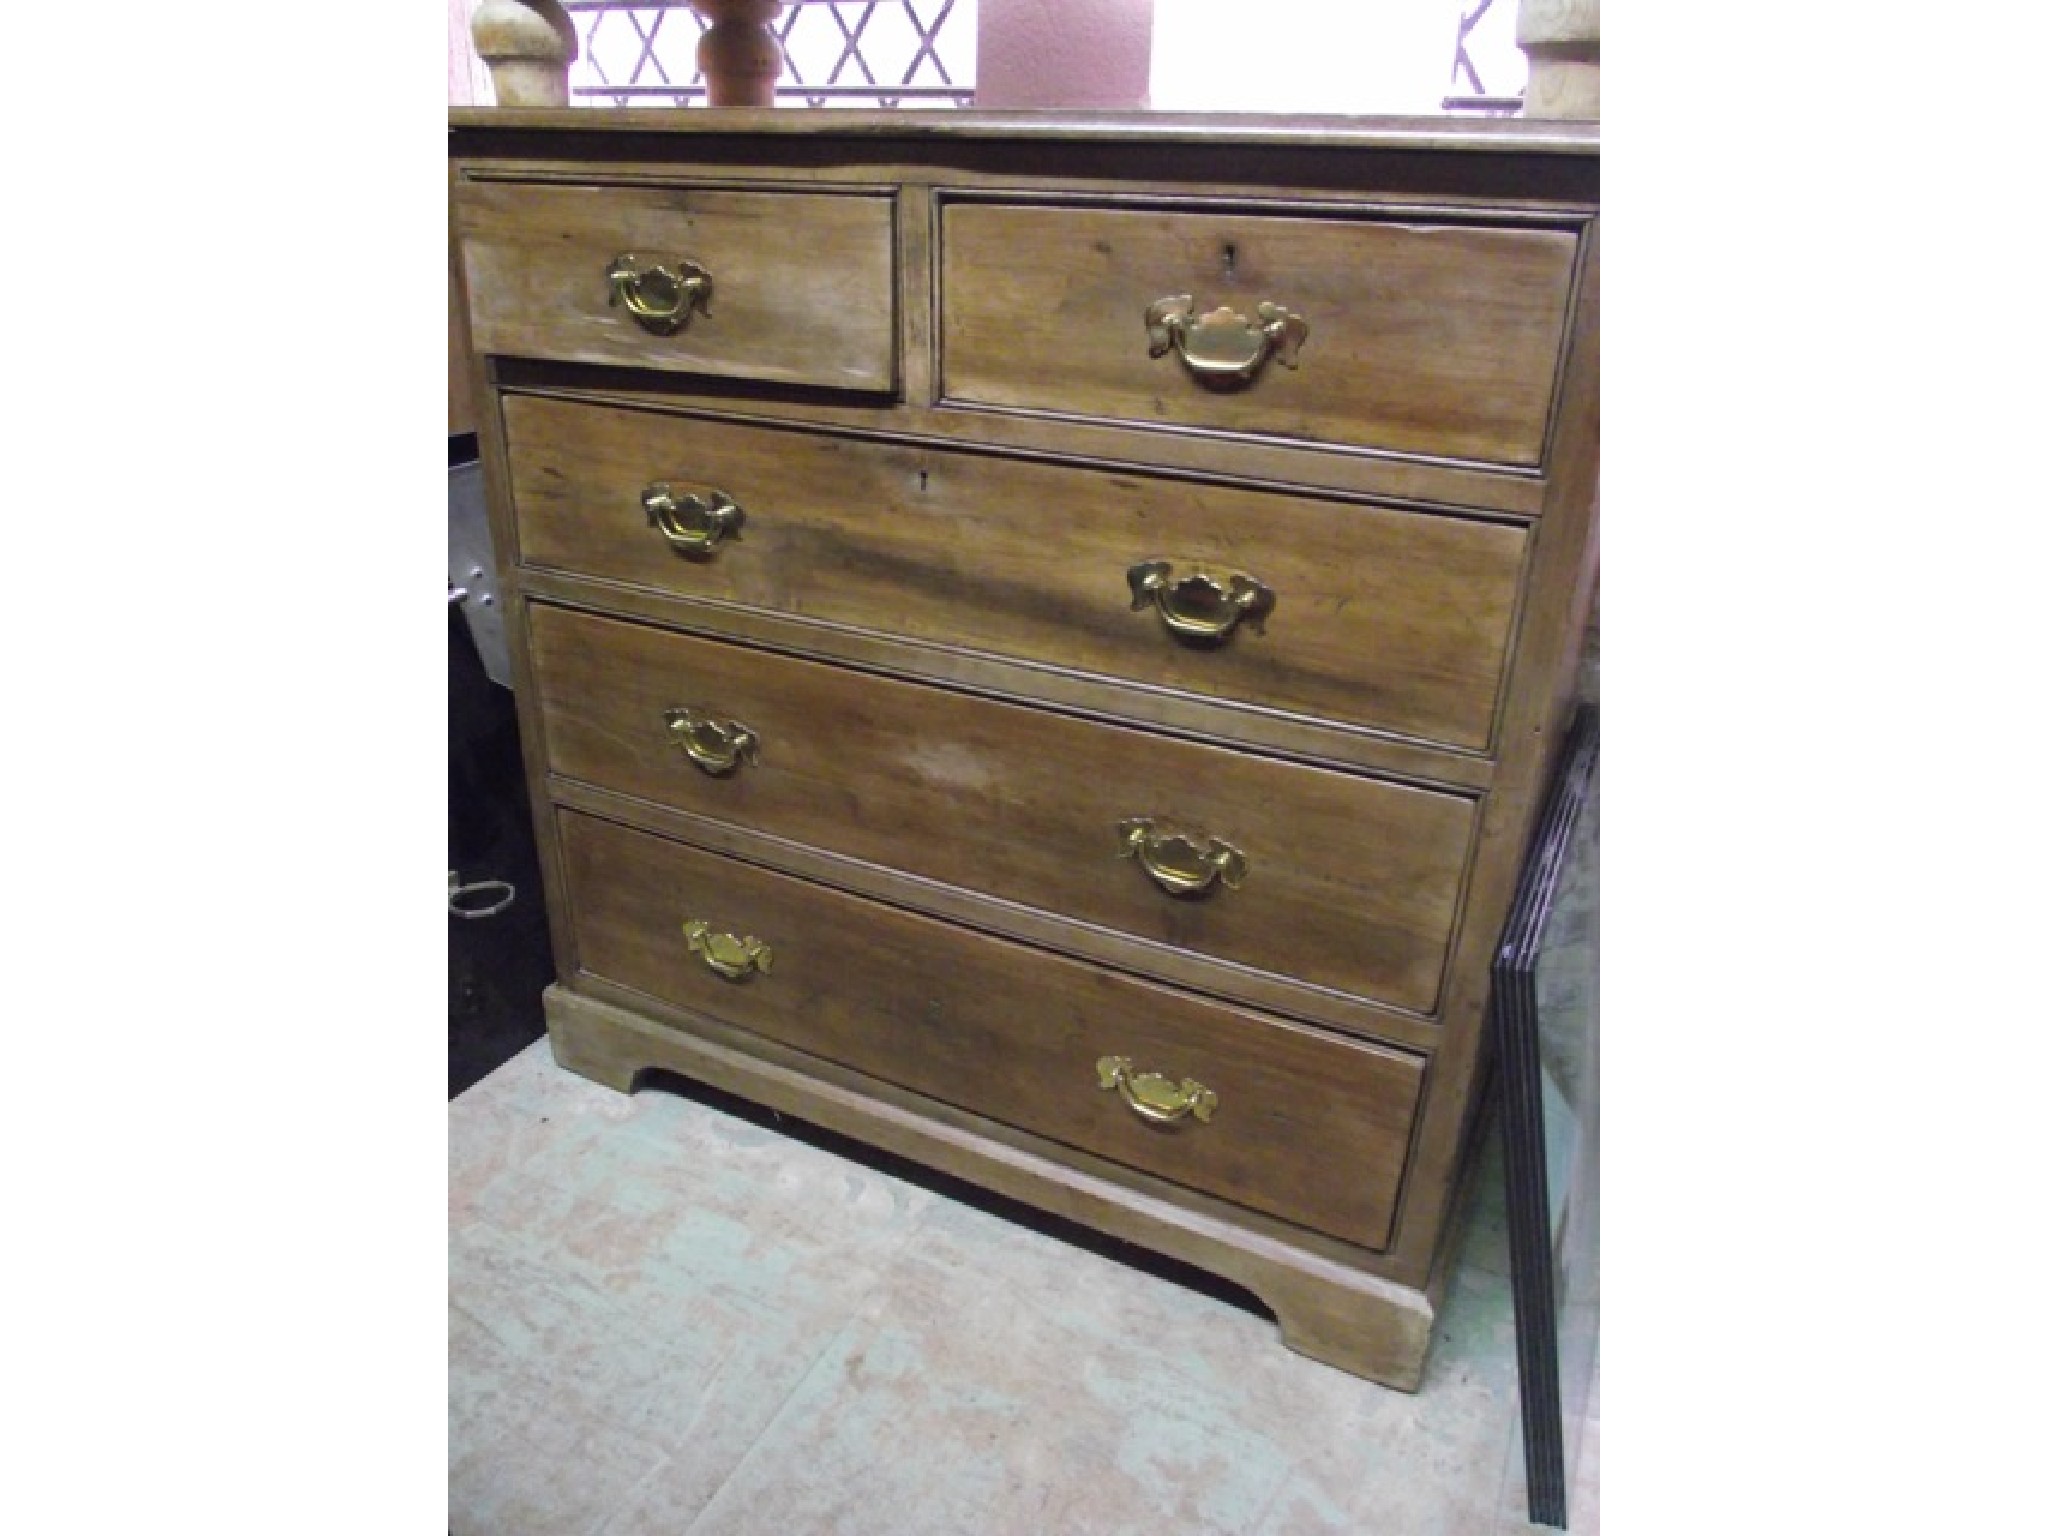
[567,1,977,108]
[1443,0,1528,113]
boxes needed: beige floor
[451,1038,1599,1534]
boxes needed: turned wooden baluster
[470,0,579,107]
[692,1,786,107]
[1516,0,1600,120]
[468,1,787,110]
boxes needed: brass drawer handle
[1128,560,1275,643]
[1117,817,1249,897]
[644,484,744,555]
[683,919,773,980]
[606,253,713,336]
[1146,294,1307,385]
[663,706,759,775]
[1096,1055,1217,1125]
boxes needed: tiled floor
[450,1041,1600,1534]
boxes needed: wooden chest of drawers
[450,109,1600,1391]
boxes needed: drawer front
[531,606,1474,1016]
[455,180,897,391]
[560,809,1426,1251]
[505,396,1527,752]
[940,201,1578,467]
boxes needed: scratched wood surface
[941,201,1579,467]
[559,809,1427,1253]
[504,393,1529,752]
[456,179,898,392]
[529,603,1476,1017]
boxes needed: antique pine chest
[449,108,1599,1390]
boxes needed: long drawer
[940,200,1579,467]
[454,180,897,391]
[559,808,1427,1252]
[530,604,1474,1017]
[504,395,1527,752]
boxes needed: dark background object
[449,436,553,1098]
[1495,703,1600,1528]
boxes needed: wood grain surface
[452,106,1599,155]
[455,179,898,391]
[531,604,1477,1016]
[558,810,1427,1252]
[504,394,1529,751]
[941,201,1578,467]
[448,111,1600,1387]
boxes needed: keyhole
[918,469,929,493]
[1222,242,1238,280]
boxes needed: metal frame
[1444,0,1526,114]
[1491,702,1599,1528]
[566,0,975,109]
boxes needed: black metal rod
[1490,703,1599,1528]
[570,84,973,99]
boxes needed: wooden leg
[544,984,643,1092]
[1516,0,1601,121]
[1257,1268,1435,1393]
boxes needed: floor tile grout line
[448,1285,540,1365]
[1241,1463,1301,1536]
[586,1451,678,1536]
[678,1313,875,1536]
[656,1152,944,1532]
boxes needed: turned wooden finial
[691,1,786,107]
[1516,0,1599,120]
[471,0,580,107]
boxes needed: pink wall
[975,0,1156,109]
[449,0,490,107]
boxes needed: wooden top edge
[448,107,1599,156]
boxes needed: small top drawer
[454,179,897,392]
[939,200,1579,467]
